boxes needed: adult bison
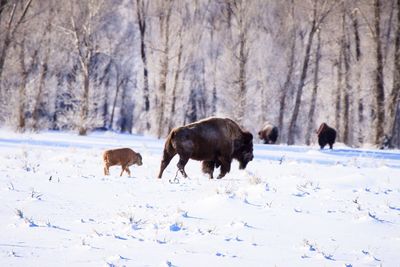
[258,123,278,144]
[157,117,254,179]
[317,122,337,149]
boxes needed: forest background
[0,0,399,148]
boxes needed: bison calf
[258,123,278,144]
[103,148,142,177]
[317,123,336,149]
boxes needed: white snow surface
[0,129,399,266]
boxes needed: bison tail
[158,130,177,179]
[164,130,177,154]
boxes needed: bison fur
[103,148,143,177]
[258,124,278,144]
[158,117,254,179]
[317,123,336,149]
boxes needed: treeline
[0,0,399,147]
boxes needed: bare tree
[278,0,296,143]
[373,0,385,144]
[17,24,43,131]
[17,38,28,131]
[0,0,33,95]
[342,2,352,145]
[156,0,173,138]
[335,47,343,138]
[220,0,253,125]
[32,5,55,130]
[388,0,400,145]
[168,25,183,133]
[109,62,125,130]
[305,29,321,145]
[65,0,104,135]
[350,7,364,145]
[287,0,336,145]
[135,0,150,128]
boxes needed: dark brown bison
[317,123,337,149]
[157,117,254,179]
[258,123,278,144]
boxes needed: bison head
[233,131,254,169]
[257,130,263,139]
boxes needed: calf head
[136,153,143,166]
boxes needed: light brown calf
[103,148,143,177]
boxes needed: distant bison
[157,117,254,179]
[258,123,279,144]
[317,123,336,149]
[103,148,142,177]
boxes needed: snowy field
[0,129,400,266]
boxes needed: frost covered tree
[0,0,398,148]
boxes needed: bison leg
[217,157,231,179]
[158,151,176,178]
[329,143,333,149]
[177,156,189,178]
[202,161,215,179]
[319,141,326,149]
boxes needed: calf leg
[202,161,215,179]
[104,164,110,175]
[125,167,131,177]
[120,164,127,176]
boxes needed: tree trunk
[305,29,321,146]
[335,49,343,139]
[32,49,50,131]
[0,0,33,93]
[287,9,317,145]
[33,9,54,131]
[136,0,150,131]
[391,103,400,147]
[168,27,183,133]
[383,0,395,63]
[351,9,364,146]
[373,0,385,145]
[210,21,218,116]
[157,1,172,138]
[119,80,133,133]
[342,6,351,145]
[18,39,28,131]
[0,0,8,20]
[237,27,248,124]
[78,66,90,136]
[387,0,400,146]
[279,0,296,143]
[109,72,122,130]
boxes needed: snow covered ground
[0,129,399,266]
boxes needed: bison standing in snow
[258,123,279,144]
[103,148,142,177]
[157,117,254,179]
[317,123,337,149]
